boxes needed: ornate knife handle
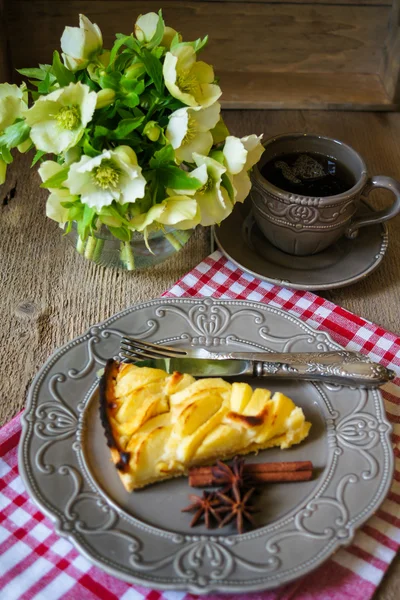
[232,351,394,387]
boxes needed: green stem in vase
[92,238,105,263]
[84,235,97,260]
[76,237,85,255]
[165,231,184,251]
[121,241,135,270]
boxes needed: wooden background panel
[219,71,392,109]
[5,1,390,75]
[197,0,392,4]
[0,0,10,82]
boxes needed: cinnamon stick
[189,461,313,487]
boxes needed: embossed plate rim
[19,298,394,594]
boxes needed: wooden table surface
[1,109,399,597]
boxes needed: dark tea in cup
[260,152,356,197]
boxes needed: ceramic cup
[251,133,400,256]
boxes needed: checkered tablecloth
[1,250,400,600]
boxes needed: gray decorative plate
[19,298,394,594]
[214,200,389,290]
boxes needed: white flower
[166,103,220,163]
[38,160,73,225]
[174,153,232,226]
[65,146,146,211]
[130,195,200,231]
[25,82,97,154]
[134,12,178,48]
[223,134,264,203]
[61,14,103,71]
[0,83,28,132]
[163,46,221,108]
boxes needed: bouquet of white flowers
[0,11,263,269]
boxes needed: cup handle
[346,176,400,238]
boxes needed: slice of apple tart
[100,359,311,491]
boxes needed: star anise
[211,456,250,495]
[216,485,257,534]
[181,491,223,528]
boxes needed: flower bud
[17,138,32,153]
[134,13,159,43]
[143,121,162,142]
[96,88,116,109]
[125,62,146,79]
[0,158,6,185]
[61,14,103,72]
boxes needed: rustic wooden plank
[381,0,400,102]
[219,72,394,110]
[5,1,390,76]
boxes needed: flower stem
[165,231,184,251]
[92,238,105,263]
[121,241,135,271]
[84,236,97,260]
[76,237,85,255]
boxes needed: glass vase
[65,222,193,271]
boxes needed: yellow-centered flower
[163,46,221,108]
[25,82,97,154]
[166,103,220,163]
[66,146,146,210]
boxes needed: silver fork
[119,336,395,387]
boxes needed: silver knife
[124,351,395,388]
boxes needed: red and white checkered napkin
[1,250,400,600]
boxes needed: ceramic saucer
[214,199,388,291]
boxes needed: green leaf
[83,136,101,157]
[68,203,84,221]
[99,72,121,91]
[0,146,13,164]
[147,10,165,49]
[141,48,163,95]
[108,225,131,241]
[115,33,141,54]
[17,67,47,80]
[94,125,110,138]
[114,52,134,73]
[221,173,235,202]
[100,203,130,226]
[149,144,175,169]
[113,117,144,138]
[151,46,164,60]
[109,35,132,66]
[121,92,140,108]
[170,33,180,50]
[37,71,53,94]
[158,166,201,190]
[31,150,46,167]
[83,204,96,227]
[193,36,208,53]
[0,120,31,149]
[40,166,69,189]
[173,37,209,55]
[51,50,74,86]
[121,78,143,92]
